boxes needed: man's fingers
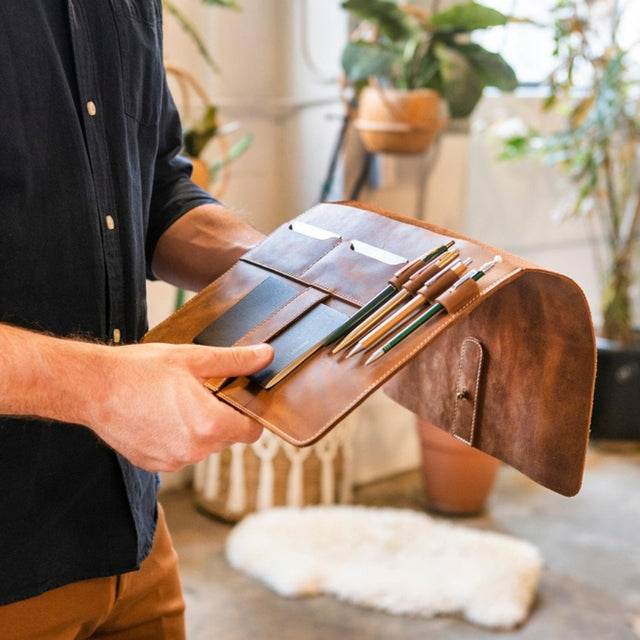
[196,343,274,378]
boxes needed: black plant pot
[590,337,640,440]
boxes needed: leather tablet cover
[143,201,596,496]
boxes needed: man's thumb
[201,343,274,378]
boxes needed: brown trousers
[0,504,186,640]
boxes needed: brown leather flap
[144,201,596,497]
[384,266,596,496]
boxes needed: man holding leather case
[0,1,272,637]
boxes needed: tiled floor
[162,442,640,639]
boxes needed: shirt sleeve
[144,46,220,279]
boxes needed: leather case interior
[143,201,596,496]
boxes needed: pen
[331,249,460,353]
[365,256,502,365]
[322,240,455,346]
[347,257,471,358]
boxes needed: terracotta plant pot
[355,86,448,155]
[189,156,210,191]
[417,418,500,516]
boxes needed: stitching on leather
[241,255,365,306]
[242,237,337,281]
[146,261,243,337]
[217,269,521,444]
[217,393,308,446]
[453,342,467,441]
[306,269,521,437]
[235,287,327,346]
[452,337,483,445]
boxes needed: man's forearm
[151,202,265,291]
[0,323,273,471]
[0,324,105,425]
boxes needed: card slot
[193,276,299,348]
[248,302,349,389]
[242,222,341,279]
[349,239,406,266]
[301,241,404,306]
[234,287,330,347]
[203,285,331,392]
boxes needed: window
[474,0,640,88]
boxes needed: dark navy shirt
[0,0,216,605]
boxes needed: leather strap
[452,337,484,445]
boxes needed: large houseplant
[340,0,518,153]
[502,0,640,439]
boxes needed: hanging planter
[340,0,518,155]
[354,85,448,154]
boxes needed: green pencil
[322,240,454,346]
[365,256,502,365]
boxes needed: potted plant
[340,0,518,154]
[163,0,252,196]
[164,63,253,196]
[501,0,640,439]
[162,0,252,313]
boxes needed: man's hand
[0,325,273,472]
[87,342,274,471]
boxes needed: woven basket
[193,426,354,522]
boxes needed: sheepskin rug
[225,505,542,630]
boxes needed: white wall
[162,0,347,230]
[465,93,600,323]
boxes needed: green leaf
[183,106,219,158]
[341,0,415,42]
[431,1,508,32]
[163,0,219,71]
[434,43,484,117]
[451,42,517,90]
[341,41,398,84]
[498,135,531,160]
[411,54,440,90]
[200,0,242,9]
[209,134,254,181]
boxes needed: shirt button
[105,215,115,230]
[86,101,97,116]
[113,329,121,344]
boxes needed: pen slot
[435,278,480,315]
[242,222,341,280]
[303,240,405,306]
